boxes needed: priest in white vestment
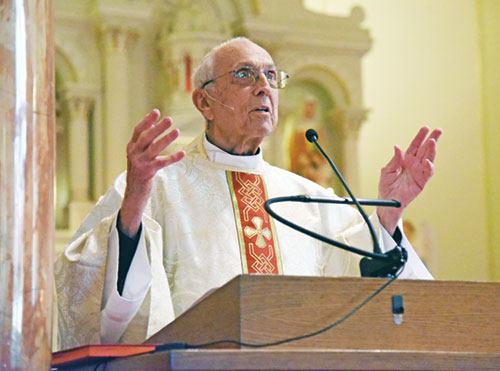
[55,37,442,350]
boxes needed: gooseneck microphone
[264,129,407,277]
[304,129,319,142]
[305,129,382,254]
[307,129,408,277]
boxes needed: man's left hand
[377,126,443,234]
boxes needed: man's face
[206,40,279,154]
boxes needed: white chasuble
[56,134,431,350]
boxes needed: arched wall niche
[264,65,359,195]
[54,40,101,232]
[55,47,78,83]
[290,65,352,107]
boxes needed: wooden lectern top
[145,275,500,353]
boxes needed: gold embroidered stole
[227,171,283,275]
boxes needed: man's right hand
[119,109,185,238]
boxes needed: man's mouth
[253,107,270,113]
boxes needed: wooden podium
[66,275,500,370]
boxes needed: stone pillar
[0,0,55,369]
[66,94,95,231]
[101,25,138,187]
[331,108,368,193]
[66,95,92,202]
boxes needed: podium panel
[146,275,500,353]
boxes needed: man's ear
[192,89,214,121]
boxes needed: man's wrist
[117,212,141,245]
[377,208,402,236]
[117,206,142,239]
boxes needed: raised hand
[377,126,442,234]
[119,109,185,237]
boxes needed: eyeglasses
[202,67,290,89]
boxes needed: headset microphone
[205,91,235,111]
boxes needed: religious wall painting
[269,77,344,193]
[287,98,332,188]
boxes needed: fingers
[148,127,181,159]
[128,110,181,160]
[429,128,443,142]
[419,137,437,163]
[413,159,434,189]
[405,126,430,157]
[135,117,174,150]
[426,128,442,162]
[382,145,404,174]
[416,127,443,163]
[127,110,183,178]
[131,109,161,143]
[155,151,186,169]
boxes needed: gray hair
[192,36,251,90]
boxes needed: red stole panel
[227,171,283,275]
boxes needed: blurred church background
[53,0,500,283]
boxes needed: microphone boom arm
[270,195,401,208]
[265,197,396,261]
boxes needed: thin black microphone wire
[91,268,402,368]
[153,265,405,351]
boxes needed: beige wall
[306,0,497,281]
[478,0,500,281]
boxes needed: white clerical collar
[203,134,264,170]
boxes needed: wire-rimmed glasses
[202,67,290,89]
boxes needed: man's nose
[253,71,272,95]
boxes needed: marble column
[0,0,55,369]
[101,26,138,187]
[66,95,95,231]
[66,95,92,202]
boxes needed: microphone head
[305,129,319,143]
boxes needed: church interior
[53,0,500,282]
[1,0,500,367]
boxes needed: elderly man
[56,37,442,350]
